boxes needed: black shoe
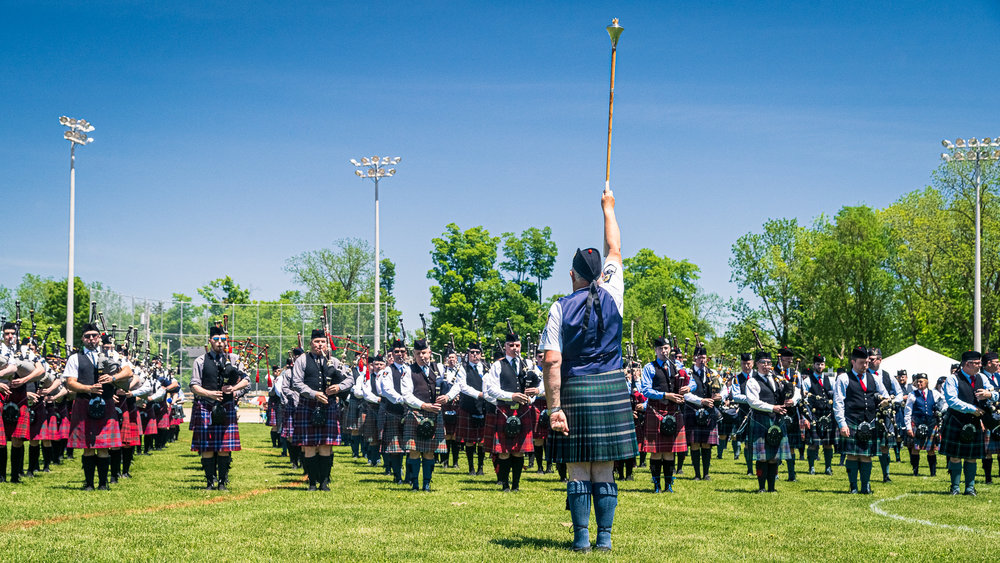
[692,476,701,481]
[320,481,331,491]
[502,486,511,492]
[756,488,766,494]
[787,477,797,482]
[808,468,815,475]
[217,483,228,491]
[468,470,476,476]
[476,470,484,476]
[702,475,710,481]
[950,486,961,495]
[825,467,833,476]
[849,488,858,494]
[122,472,132,479]
[676,468,684,475]
[206,479,215,490]
[109,476,118,484]
[746,470,753,476]
[97,484,110,491]
[883,476,892,483]
[625,475,634,481]
[83,485,95,491]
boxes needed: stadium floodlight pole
[604,18,623,191]
[941,137,1000,351]
[351,155,401,354]
[60,116,95,349]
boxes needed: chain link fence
[90,289,388,390]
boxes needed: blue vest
[557,285,622,380]
[911,388,936,424]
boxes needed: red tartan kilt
[143,405,159,435]
[643,400,688,453]
[59,404,71,439]
[442,400,459,435]
[68,396,123,449]
[28,402,49,440]
[491,404,536,454]
[3,402,31,441]
[190,400,241,452]
[360,402,380,442]
[157,404,171,429]
[455,408,485,443]
[266,399,281,428]
[483,410,497,451]
[121,407,142,446]
[37,404,61,441]
[291,398,342,447]
[532,398,549,440]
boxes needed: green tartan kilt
[549,369,638,463]
[938,412,985,460]
[837,421,884,457]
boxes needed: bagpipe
[440,332,460,427]
[413,313,439,439]
[654,307,683,437]
[501,318,537,439]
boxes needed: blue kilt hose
[68,395,123,449]
[292,398,342,447]
[490,403,537,454]
[683,406,719,445]
[549,369,638,463]
[455,408,486,444]
[749,410,793,462]
[938,412,984,459]
[189,399,241,452]
[361,401,381,442]
[402,409,447,453]
[836,422,884,457]
[380,404,405,454]
[343,396,364,432]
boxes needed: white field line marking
[869,493,1000,537]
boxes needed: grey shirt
[190,352,248,391]
[290,353,354,400]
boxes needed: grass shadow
[490,536,568,550]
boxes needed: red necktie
[858,373,867,392]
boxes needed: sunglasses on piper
[212,336,228,342]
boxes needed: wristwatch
[549,406,562,414]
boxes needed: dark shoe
[511,486,519,492]
[97,484,110,491]
[625,475,634,481]
[468,471,476,476]
[476,470,484,476]
[502,486,511,493]
[676,468,684,475]
[756,488,765,494]
[109,476,118,484]
[787,477,797,482]
[808,468,815,475]
[702,475,710,481]
[825,467,833,476]
[122,472,132,479]
[572,547,592,554]
[83,485,95,491]
[883,476,892,484]
[205,479,215,491]
[692,476,701,481]
[950,486,961,495]
[849,488,858,494]
[320,481,331,491]
[217,483,228,491]
[965,487,977,496]
[595,547,611,553]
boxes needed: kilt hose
[643,400,688,453]
[292,398,342,447]
[343,396,364,432]
[549,369,638,464]
[749,410,793,462]
[67,396,123,450]
[837,421,885,458]
[938,412,985,460]
[490,403,537,455]
[402,409,447,453]
[380,405,405,455]
[455,408,486,444]
[361,401,381,442]
[683,406,720,445]
[189,400,241,452]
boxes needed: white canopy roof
[879,343,957,385]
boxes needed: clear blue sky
[2,1,999,332]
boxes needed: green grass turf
[1,425,997,562]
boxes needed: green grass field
[1,424,997,562]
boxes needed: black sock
[10,446,24,482]
[702,449,711,478]
[110,449,122,478]
[42,445,52,470]
[625,457,635,479]
[677,451,686,471]
[928,454,937,476]
[27,444,40,474]
[651,459,662,481]
[756,461,766,491]
[984,457,994,479]
[477,447,485,472]
[217,456,231,486]
[122,447,133,475]
[639,451,646,466]
[664,459,675,480]
[767,463,778,491]
[692,449,702,479]
[498,457,512,486]
[451,441,461,466]
[0,447,6,481]
[511,456,524,488]
[144,436,152,454]
[557,462,567,481]
[82,455,96,488]
[535,444,545,470]
[96,456,110,487]
[466,446,476,472]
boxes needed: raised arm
[602,188,620,264]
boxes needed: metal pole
[66,143,76,348]
[974,159,982,351]
[374,176,381,354]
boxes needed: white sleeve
[538,301,563,353]
[598,257,624,315]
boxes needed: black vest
[303,354,325,391]
[368,369,379,398]
[690,367,710,399]
[200,353,233,391]
[879,370,894,396]
[752,373,778,406]
[843,371,879,425]
[410,362,435,403]
[651,360,677,394]
[75,350,98,386]
[950,371,979,425]
[459,362,484,414]
[381,364,405,415]
[499,358,522,394]
[736,372,751,414]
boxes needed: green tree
[499,227,558,303]
[197,276,251,304]
[284,237,376,303]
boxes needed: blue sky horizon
[2,1,999,333]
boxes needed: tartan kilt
[157,403,171,429]
[635,414,646,452]
[882,418,898,447]
[143,405,160,435]
[455,408,486,444]
[643,400,688,453]
[749,410,792,461]
[59,404,71,439]
[402,409,447,453]
[121,406,142,446]
[442,399,459,436]
[906,427,939,451]
[28,401,49,441]
[68,396,123,449]
[985,430,1000,455]
[806,422,838,447]
[549,369,638,463]
[532,398,549,440]
[837,421,885,457]
[3,400,30,441]
[380,406,405,454]
[292,398,342,447]
[343,396,364,432]
[189,400,241,452]
[280,401,296,439]
[491,403,536,454]
[266,397,281,427]
[483,410,497,452]
[718,413,736,437]
[361,401,380,442]
[684,407,720,445]
[938,413,984,459]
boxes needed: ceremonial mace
[604,18,624,191]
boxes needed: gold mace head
[607,18,623,47]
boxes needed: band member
[378,339,409,484]
[62,322,126,490]
[716,369,738,460]
[683,345,720,481]
[2,322,45,484]
[542,188,636,552]
[639,337,690,493]
[801,354,836,475]
[834,346,891,494]
[982,352,1000,483]
[280,349,304,470]
[267,365,283,448]
[359,354,385,467]
[291,329,352,491]
[775,347,802,479]
[616,362,643,481]
[344,354,367,459]
[528,349,549,474]
[189,326,250,491]
[729,353,754,475]
[940,351,997,495]
[400,339,448,491]
[455,342,487,476]
[746,350,797,493]
[484,331,539,492]
[868,348,904,483]
[903,373,943,476]
[437,347,462,468]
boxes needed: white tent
[879,343,957,385]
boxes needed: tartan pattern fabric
[684,407,720,445]
[643,400,688,453]
[985,430,1000,455]
[836,421,885,457]
[905,425,939,451]
[938,413,985,459]
[343,396,364,432]
[143,405,160,435]
[805,423,838,447]
[380,407,405,454]
[455,408,486,444]
[58,403,70,439]
[718,416,736,437]
[482,411,497,452]
[549,369,638,463]
[156,403,171,430]
[402,409,447,453]
[28,402,49,441]
[4,402,30,441]
[189,399,241,452]
[490,403,536,454]
[121,406,142,447]
[266,397,281,427]
[360,402,380,442]
[68,396,123,449]
[532,397,549,440]
[291,398,342,447]
[280,401,296,439]
[748,410,793,461]
[442,399,459,436]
